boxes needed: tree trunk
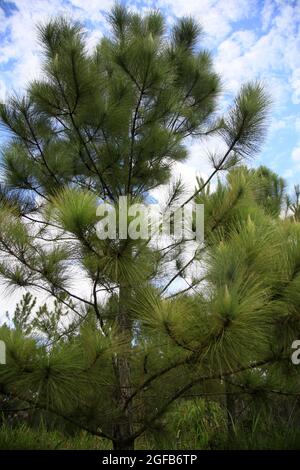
[113,280,134,449]
[113,439,135,450]
[225,383,236,444]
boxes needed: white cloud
[286,143,300,177]
[261,0,276,31]
[85,29,104,52]
[291,145,300,162]
[290,68,300,104]
[156,0,254,46]
[0,0,113,94]
[270,119,286,132]
[295,117,300,133]
[213,1,300,112]
[283,168,293,178]
[0,80,7,102]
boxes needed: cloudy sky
[0,0,300,312]
[1,0,300,181]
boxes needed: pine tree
[286,184,300,221]
[251,165,286,217]
[2,5,299,450]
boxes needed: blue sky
[0,0,300,188]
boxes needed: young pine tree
[0,5,292,450]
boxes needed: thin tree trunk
[225,383,236,444]
[113,281,135,450]
[113,438,135,450]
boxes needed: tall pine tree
[1,5,295,450]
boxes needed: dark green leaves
[172,17,202,51]
[221,82,271,158]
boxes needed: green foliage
[49,188,98,236]
[0,423,109,450]
[221,82,270,158]
[286,184,300,221]
[0,3,297,451]
[251,165,286,217]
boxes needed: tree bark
[113,280,135,450]
[225,383,236,444]
[113,438,135,450]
